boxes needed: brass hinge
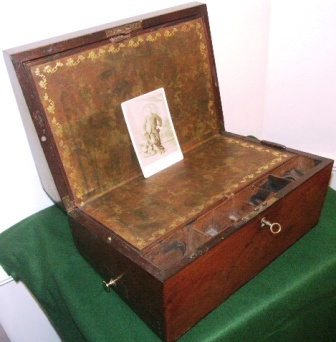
[106,21,142,43]
[62,195,76,212]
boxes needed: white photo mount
[121,88,183,178]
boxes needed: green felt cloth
[1,188,336,341]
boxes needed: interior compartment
[143,198,256,270]
[235,184,275,206]
[191,199,255,235]
[269,155,318,180]
[257,175,292,192]
[143,226,208,270]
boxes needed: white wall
[210,0,270,138]
[264,0,336,188]
[0,1,335,340]
[264,0,336,162]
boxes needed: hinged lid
[4,2,223,211]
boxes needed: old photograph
[121,88,183,177]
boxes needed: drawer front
[69,215,165,337]
[163,165,331,342]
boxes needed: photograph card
[121,88,183,178]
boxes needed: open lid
[4,2,224,210]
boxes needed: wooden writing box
[4,3,333,341]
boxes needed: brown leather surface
[83,135,292,250]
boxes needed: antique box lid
[4,2,224,213]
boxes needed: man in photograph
[143,104,165,156]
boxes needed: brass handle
[261,217,282,234]
[103,274,123,292]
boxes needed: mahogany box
[4,3,333,341]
